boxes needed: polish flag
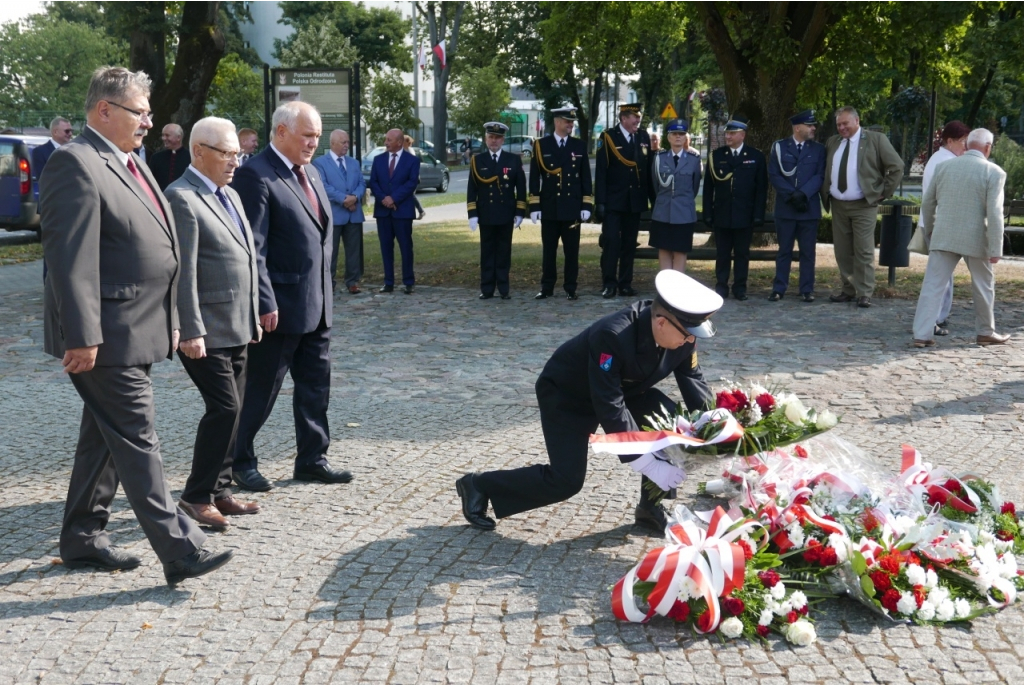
[417,44,427,71]
[432,40,447,69]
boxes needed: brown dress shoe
[977,333,1010,346]
[911,339,936,348]
[179,500,229,530]
[829,292,855,303]
[215,496,261,516]
[347,285,361,294]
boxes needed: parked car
[504,135,536,157]
[0,133,48,232]
[446,138,483,164]
[360,146,450,193]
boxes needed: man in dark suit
[237,128,258,165]
[768,110,827,302]
[149,123,191,190]
[369,128,421,294]
[702,116,767,300]
[467,121,526,300]
[230,101,352,492]
[313,129,366,293]
[594,103,653,298]
[529,106,593,301]
[165,117,263,530]
[40,66,232,585]
[31,116,73,181]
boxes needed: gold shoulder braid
[470,155,498,185]
[534,139,562,176]
[602,131,637,169]
[708,149,734,183]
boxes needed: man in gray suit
[912,128,1008,348]
[40,66,232,585]
[165,117,263,530]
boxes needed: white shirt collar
[792,136,804,146]
[270,142,299,174]
[187,165,220,192]
[554,133,568,146]
[86,126,130,166]
[50,138,64,148]
[389,149,403,161]
[846,127,862,146]
[730,143,744,155]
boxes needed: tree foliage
[277,1,411,72]
[364,70,420,145]
[449,60,511,136]
[278,17,359,69]
[207,53,263,125]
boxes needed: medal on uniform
[503,167,510,180]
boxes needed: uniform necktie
[389,153,397,177]
[559,138,565,148]
[292,164,325,226]
[125,157,167,225]
[215,187,245,239]
[733,149,738,158]
[492,153,498,163]
[626,134,632,144]
[837,139,850,193]
[796,143,803,155]
[673,154,679,167]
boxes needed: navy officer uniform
[594,103,654,298]
[529,106,593,301]
[768,110,826,302]
[467,122,527,300]
[456,271,723,533]
[702,116,767,300]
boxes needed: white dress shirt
[830,127,864,201]
[186,164,220,192]
[270,142,300,177]
[729,143,744,157]
[554,134,568,147]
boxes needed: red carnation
[794,445,809,459]
[905,552,921,567]
[878,554,901,576]
[756,624,770,637]
[870,570,892,592]
[723,596,746,616]
[818,547,839,567]
[786,610,799,624]
[1001,502,1017,516]
[716,391,742,412]
[880,589,901,613]
[863,510,880,532]
[667,600,690,622]
[912,585,927,609]
[696,610,715,632]
[997,530,1015,542]
[736,539,754,560]
[802,545,822,564]
[799,605,809,615]
[755,392,775,414]
[758,570,781,588]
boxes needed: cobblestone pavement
[2,257,1024,684]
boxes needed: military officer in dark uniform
[595,103,654,298]
[467,122,527,300]
[702,116,767,300]
[768,110,827,302]
[455,271,723,533]
[529,106,593,301]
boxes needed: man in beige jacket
[822,106,904,307]
[911,128,1008,347]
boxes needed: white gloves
[581,210,591,221]
[530,211,541,223]
[469,217,479,231]
[628,452,686,491]
[514,216,523,228]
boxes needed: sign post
[660,103,678,120]
[266,66,362,161]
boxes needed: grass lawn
[0,242,42,265]
[416,191,465,208]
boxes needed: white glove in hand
[628,452,686,491]
[581,210,591,221]
[514,216,523,229]
[469,217,479,231]
[530,211,541,224]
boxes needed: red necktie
[389,153,397,178]
[293,165,325,226]
[126,157,167,225]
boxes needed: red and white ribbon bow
[591,409,744,457]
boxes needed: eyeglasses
[200,143,241,161]
[60,128,73,134]
[106,101,153,122]
[658,314,696,342]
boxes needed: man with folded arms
[165,117,263,530]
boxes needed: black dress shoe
[479,293,494,300]
[619,287,637,297]
[455,474,496,530]
[733,292,748,301]
[163,548,233,585]
[64,546,142,571]
[566,292,579,301]
[634,503,668,533]
[829,292,854,303]
[534,292,551,300]
[601,287,616,299]
[768,292,783,302]
[500,293,511,300]
[857,296,871,308]
[379,285,394,293]
[233,469,273,492]
[802,292,815,303]
[294,463,354,484]
[403,285,415,294]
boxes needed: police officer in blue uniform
[768,110,827,302]
[455,271,723,534]
[648,119,702,271]
[467,122,527,300]
[702,116,767,300]
[595,103,654,298]
[529,106,593,301]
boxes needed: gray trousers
[62,365,206,563]
[330,222,363,288]
[831,198,878,297]
[912,250,995,341]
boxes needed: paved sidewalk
[1,259,1024,684]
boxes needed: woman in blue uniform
[648,119,702,273]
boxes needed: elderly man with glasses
[31,116,74,183]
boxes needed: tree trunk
[419,1,466,162]
[965,66,997,128]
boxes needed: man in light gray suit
[165,117,263,530]
[313,129,365,293]
[40,66,232,585]
[912,128,1008,348]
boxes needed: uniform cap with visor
[653,271,724,338]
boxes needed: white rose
[758,608,774,626]
[785,619,817,646]
[789,591,808,611]
[815,410,838,430]
[784,398,808,424]
[917,603,936,621]
[770,582,787,601]
[905,564,926,587]
[954,598,971,619]
[936,599,956,621]
[720,617,744,639]
[896,591,918,615]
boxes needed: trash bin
[878,199,915,286]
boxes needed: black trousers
[479,221,514,296]
[62,365,205,563]
[232,321,331,473]
[178,345,247,504]
[330,222,363,289]
[540,219,580,295]
[600,210,641,290]
[714,225,754,296]
[475,381,676,519]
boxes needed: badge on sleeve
[599,353,614,371]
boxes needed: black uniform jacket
[537,301,712,449]
[702,145,768,229]
[467,150,527,224]
[595,126,654,213]
[528,135,593,221]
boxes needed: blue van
[0,133,49,233]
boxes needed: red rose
[942,479,962,495]
[731,389,750,410]
[696,610,715,632]
[794,445,809,458]
[818,547,839,567]
[1001,502,1017,515]
[870,570,892,592]
[880,589,901,613]
[736,539,754,560]
[755,392,775,414]
[758,570,781,588]
[878,554,901,576]
[912,585,927,608]
[756,624,770,637]
[716,391,741,412]
[723,596,746,616]
[667,600,690,622]
[799,605,809,615]
[786,610,799,624]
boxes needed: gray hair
[163,123,183,138]
[84,67,152,114]
[967,128,994,147]
[189,117,238,150]
[835,106,860,119]
[271,101,320,133]
[49,117,70,133]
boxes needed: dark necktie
[337,155,345,173]
[292,164,325,226]
[492,153,498,164]
[126,157,167,225]
[559,138,565,149]
[673,154,679,167]
[626,134,632,145]
[389,153,397,177]
[733,149,738,158]
[214,187,245,239]
[837,139,850,193]
[796,143,803,155]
